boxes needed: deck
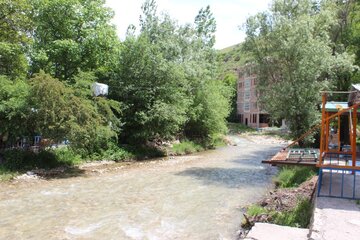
[262,148,319,166]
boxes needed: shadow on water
[175,146,281,189]
[175,167,271,189]
[230,147,281,167]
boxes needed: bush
[171,140,204,155]
[227,123,255,134]
[1,147,84,172]
[245,198,313,228]
[53,148,83,166]
[273,198,313,228]
[2,149,37,171]
[99,145,134,161]
[275,166,317,188]
[0,165,19,181]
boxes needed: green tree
[111,35,191,143]
[30,0,120,81]
[0,76,31,144]
[0,0,32,78]
[244,0,356,140]
[183,5,231,142]
[223,73,237,122]
[110,0,231,144]
[29,71,120,154]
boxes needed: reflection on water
[0,136,281,240]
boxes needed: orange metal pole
[326,112,330,152]
[338,115,341,152]
[319,94,327,166]
[352,106,357,169]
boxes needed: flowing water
[0,136,282,240]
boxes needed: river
[0,135,283,240]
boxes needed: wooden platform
[262,149,319,166]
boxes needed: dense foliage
[243,0,357,140]
[0,0,231,170]
[110,0,231,144]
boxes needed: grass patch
[244,198,313,229]
[0,145,135,181]
[171,140,204,155]
[247,204,268,216]
[0,165,19,181]
[273,198,313,228]
[88,144,134,161]
[227,122,255,134]
[274,166,317,188]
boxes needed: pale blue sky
[105,0,272,49]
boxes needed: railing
[318,167,360,200]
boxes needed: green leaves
[244,0,356,140]
[30,0,119,80]
[108,1,230,144]
[28,71,121,154]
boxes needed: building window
[239,114,243,123]
[244,90,250,100]
[244,102,250,112]
[245,79,251,88]
[252,114,257,123]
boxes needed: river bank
[240,176,317,234]
[1,133,289,184]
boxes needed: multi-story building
[237,65,270,128]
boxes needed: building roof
[321,101,348,112]
[352,84,360,91]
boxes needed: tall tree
[30,0,120,81]
[29,71,120,154]
[0,0,32,78]
[110,0,231,144]
[244,0,356,140]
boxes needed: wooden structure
[262,89,360,199]
[318,94,359,170]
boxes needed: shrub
[2,149,37,171]
[171,140,204,155]
[0,165,19,181]
[1,147,84,172]
[227,122,255,134]
[245,199,313,228]
[53,148,83,166]
[100,145,134,161]
[275,166,317,188]
[273,198,313,228]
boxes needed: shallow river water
[0,136,282,240]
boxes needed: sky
[105,0,272,49]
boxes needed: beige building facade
[237,65,269,128]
